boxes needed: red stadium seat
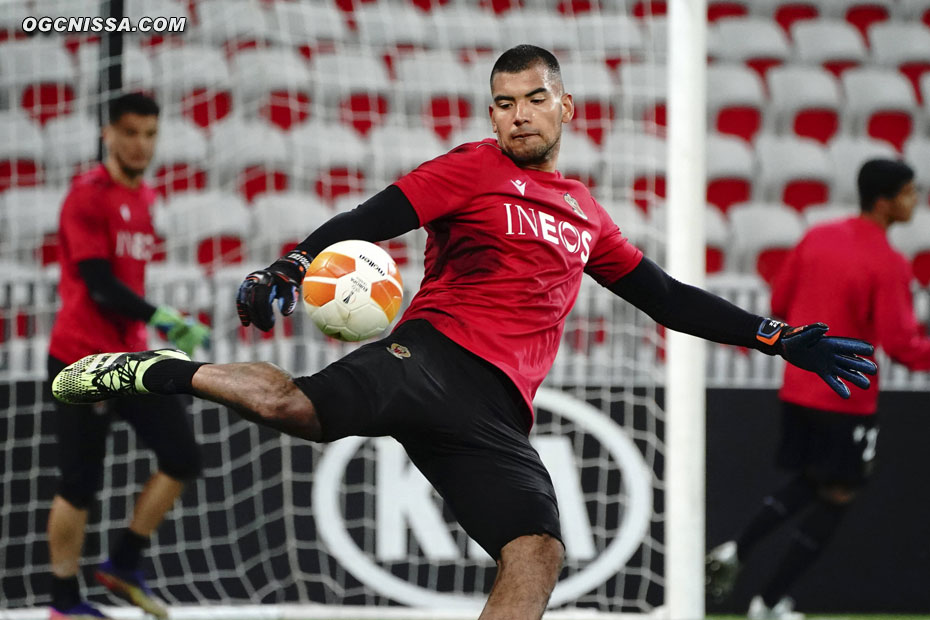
[209,119,291,203]
[842,68,918,152]
[561,58,618,145]
[0,41,77,125]
[708,0,749,22]
[792,19,867,79]
[869,22,930,104]
[710,17,791,83]
[313,53,391,136]
[394,52,474,142]
[706,134,755,213]
[0,113,44,193]
[151,119,209,198]
[756,135,833,212]
[828,136,898,203]
[633,0,668,18]
[827,0,891,42]
[152,47,234,129]
[768,65,842,145]
[605,131,667,214]
[707,64,765,143]
[728,202,803,283]
[889,208,930,286]
[767,1,820,37]
[288,123,370,204]
[231,48,314,131]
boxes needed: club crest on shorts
[564,193,587,220]
[387,343,411,359]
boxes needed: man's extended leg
[52,351,323,441]
[479,534,564,620]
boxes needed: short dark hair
[857,158,914,212]
[108,92,159,123]
[490,44,562,91]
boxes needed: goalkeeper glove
[236,251,310,332]
[149,306,211,356]
[756,319,877,399]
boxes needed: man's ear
[561,92,574,124]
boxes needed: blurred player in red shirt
[53,48,875,620]
[707,159,930,620]
[47,93,209,620]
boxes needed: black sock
[50,575,81,609]
[736,475,816,561]
[761,500,848,607]
[141,359,208,395]
[110,529,151,572]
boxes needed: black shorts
[777,401,879,487]
[48,355,201,507]
[294,319,562,560]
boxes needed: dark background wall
[706,389,930,615]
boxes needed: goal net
[0,0,716,617]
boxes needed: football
[301,240,404,342]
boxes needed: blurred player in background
[46,92,210,620]
[706,159,930,620]
[52,48,875,620]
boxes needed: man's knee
[257,377,322,441]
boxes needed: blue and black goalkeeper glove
[149,306,211,356]
[757,319,878,399]
[236,251,310,332]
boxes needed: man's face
[489,63,573,171]
[889,180,919,223]
[103,112,158,178]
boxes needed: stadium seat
[600,200,651,247]
[728,201,804,282]
[230,48,313,130]
[791,19,868,78]
[269,1,350,60]
[42,115,98,186]
[708,17,791,83]
[0,112,44,192]
[0,187,65,265]
[766,64,841,144]
[756,134,833,212]
[903,138,930,206]
[706,64,765,143]
[353,3,432,60]
[287,122,370,203]
[311,52,391,136]
[0,0,30,43]
[0,40,76,125]
[752,0,821,37]
[558,131,604,189]
[76,45,155,114]
[822,0,892,42]
[706,133,755,213]
[151,118,209,198]
[193,0,273,57]
[841,68,918,152]
[560,56,618,145]
[393,51,475,142]
[633,0,668,18]
[889,207,930,286]
[252,193,333,258]
[868,22,930,104]
[426,5,503,61]
[447,115,495,147]
[801,203,858,229]
[827,135,898,203]
[705,204,732,273]
[707,0,750,22]
[641,16,669,62]
[604,130,666,213]
[158,191,251,268]
[151,46,233,128]
[573,14,645,67]
[899,0,930,28]
[499,10,582,56]
[209,118,291,203]
[368,125,447,186]
[618,63,668,132]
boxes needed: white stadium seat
[755,134,833,212]
[827,135,899,202]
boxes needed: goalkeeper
[46,93,208,620]
[51,48,874,620]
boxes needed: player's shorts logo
[387,343,411,359]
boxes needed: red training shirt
[49,164,159,364]
[771,216,930,414]
[394,139,644,418]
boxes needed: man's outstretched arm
[236,186,419,331]
[608,257,877,398]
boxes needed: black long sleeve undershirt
[608,257,773,353]
[293,185,419,259]
[77,259,157,322]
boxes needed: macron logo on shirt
[510,179,527,196]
